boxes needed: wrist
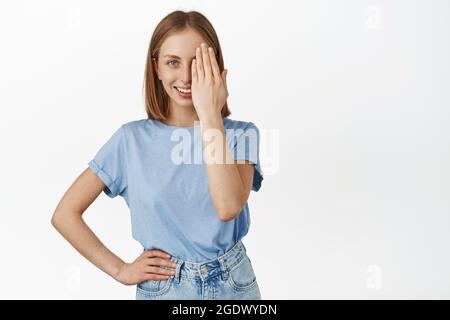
[199,113,222,127]
[112,260,126,280]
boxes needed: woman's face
[154,29,206,109]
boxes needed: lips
[174,86,192,98]
[174,86,192,94]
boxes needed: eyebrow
[163,54,196,60]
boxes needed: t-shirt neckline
[151,119,199,130]
[149,118,228,130]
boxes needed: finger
[208,47,221,81]
[196,46,204,79]
[222,69,228,87]
[146,257,177,269]
[201,43,212,81]
[144,274,171,281]
[192,58,197,81]
[145,266,177,276]
[145,250,171,259]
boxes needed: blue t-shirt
[88,117,263,262]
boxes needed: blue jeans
[136,240,262,300]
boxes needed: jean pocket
[137,276,174,297]
[227,256,258,292]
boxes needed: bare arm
[51,168,126,280]
[201,117,255,222]
[51,168,177,285]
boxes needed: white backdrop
[1,0,449,299]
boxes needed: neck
[163,101,201,127]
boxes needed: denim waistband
[156,240,247,283]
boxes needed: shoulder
[120,118,148,130]
[97,119,150,145]
[116,118,152,137]
[223,117,259,132]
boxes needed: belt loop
[175,260,183,284]
[218,256,229,281]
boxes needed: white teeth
[176,87,191,93]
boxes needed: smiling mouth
[174,86,192,94]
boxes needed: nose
[179,63,191,85]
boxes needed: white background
[1,0,449,299]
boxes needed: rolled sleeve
[232,122,264,192]
[88,125,128,198]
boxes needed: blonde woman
[52,10,264,300]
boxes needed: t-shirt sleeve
[231,122,264,192]
[88,125,128,198]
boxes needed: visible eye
[167,60,178,67]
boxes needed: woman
[51,10,264,300]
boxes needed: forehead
[160,29,205,58]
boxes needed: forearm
[201,116,245,219]
[51,212,125,280]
